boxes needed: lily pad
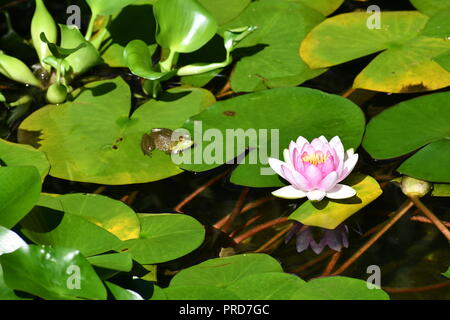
[0,166,41,229]
[0,245,107,300]
[180,87,365,188]
[120,213,205,264]
[300,11,450,93]
[170,253,283,288]
[223,0,325,92]
[87,252,133,272]
[410,0,450,16]
[289,174,382,229]
[18,77,215,184]
[86,0,139,16]
[292,276,390,300]
[0,139,49,180]
[363,91,450,182]
[162,285,240,300]
[36,193,140,241]
[297,0,344,16]
[227,272,306,300]
[105,281,143,300]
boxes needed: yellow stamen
[302,152,329,165]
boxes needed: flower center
[302,151,329,165]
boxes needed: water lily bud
[46,83,67,104]
[0,52,42,87]
[401,176,431,198]
[31,0,57,66]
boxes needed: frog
[141,128,194,156]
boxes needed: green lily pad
[223,0,325,92]
[0,226,26,255]
[120,213,205,264]
[198,0,251,25]
[0,139,49,180]
[0,166,41,229]
[432,184,450,197]
[227,272,306,300]
[0,265,27,300]
[363,91,450,183]
[18,77,215,184]
[292,276,390,300]
[87,252,133,272]
[300,11,450,93]
[289,174,382,229]
[180,87,365,188]
[170,254,283,288]
[0,245,106,300]
[410,0,450,16]
[153,0,218,53]
[162,285,240,300]
[443,267,450,278]
[100,4,157,67]
[37,193,140,241]
[105,281,143,300]
[297,0,344,16]
[20,205,123,257]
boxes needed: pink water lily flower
[268,136,358,201]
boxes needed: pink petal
[268,158,287,178]
[296,136,309,150]
[272,186,307,199]
[329,136,345,172]
[326,184,356,199]
[320,155,335,176]
[338,153,359,182]
[304,164,323,188]
[311,138,324,150]
[306,190,326,201]
[282,165,312,191]
[318,171,338,192]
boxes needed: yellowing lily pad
[17,77,215,184]
[289,174,382,229]
[300,11,450,93]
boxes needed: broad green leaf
[0,166,41,228]
[363,91,450,182]
[20,205,123,257]
[162,285,240,300]
[227,272,306,300]
[0,245,107,300]
[18,77,215,184]
[105,281,143,300]
[100,4,157,67]
[36,193,140,241]
[87,252,133,272]
[170,254,283,288]
[432,184,450,197]
[0,139,49,180]
[153,0,218,53]
[296,0,344,16]
[289,174,383,229]
[198,0,251,25]
[223,0,325,92]
[124,40,174,80]
[60,24,102,76]
[0,265,27,300]
[291,276,390,300]
[301,11,450,93]
[410,0,450,16]
[420,9,450,38]
[180,87,365,187]
[0,226,26,255]
[443,267,450,278]
[398,140,450,183]
[86,0,139,16]
[120,213,204,264]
